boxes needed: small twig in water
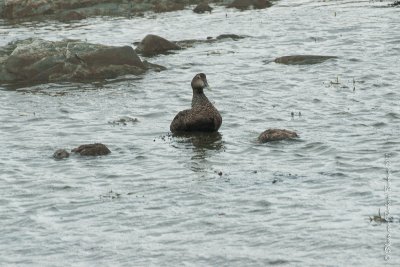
[330,75,340,85]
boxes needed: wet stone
[135,34,181,56]
[274,55,338,65]
[193,3,213,14]
[258,129,298,143]
[71,143,111,156]
[0,38,161,85]
[53,149,70,160]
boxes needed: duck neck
[192,88,210,107]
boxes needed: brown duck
[170,73,222,132]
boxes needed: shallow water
[1,1,399,266]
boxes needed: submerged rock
[215,34,244,40]
[227,0,272,10]
[135,34,181,56]
[0,38,161,85]
[274,55,338,65]
[72,143,111,156]
[153,2,184,13]
[53,149,70,160]
[193,3,213,14]
[134,33,246,56]
[258,129,298,143]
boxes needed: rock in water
[153,3,184,13]
[258,129,298,143]
[135,34,181,56]
[227,0,272,10]
[216,34,244,40]
[0,38,162,85]
[53,149,70,160]
[59,11,86,21]
[72,143,111,156]
[193,3,213,14]
[274,55,338,65]
[0,0,185,20]
[253,0,273,9]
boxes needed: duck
[170,73,222,133]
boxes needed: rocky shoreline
[0,38,165,84]
[0,34,248,85]
[0,0,277,21]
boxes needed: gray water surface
[1,1,399,266]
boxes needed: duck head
[191,73,209,92]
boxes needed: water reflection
[172,131,224,172]
[173,131,223,151]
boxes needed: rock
[193,3,213,14]
[274,55,338,65]
[258,129,298,143]
[253,0,273,9]
[390,1,400,7]
[216,34,244,40]
[227,0,252,10]
[72,143,111,156]
[80,45,145,69]
[59,11,86,21]
[173,34,246,49]
[0,38,161,85]
[133,33,245,56]
[0,0,216,21]
[153,2,184,13]
[135,34,181,56]
[53,149,70,160]
[142,60,167,71]
[227,0,272,10]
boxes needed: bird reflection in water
[172,132,224,173]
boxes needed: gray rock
[153,2,184,13]
[72,143,111,156]
[253,0,273,9]
[53,149,70,160]
[258,129,298,143]
[0,0,221,21]
[227,0,272,10]
[274,55,338,65]
[0,1,275,21]
[0,38,161,85]
[59,11,87,21]
[135,34,181,56]
[193,3,213,14]
[160,34,246,50]
[216,34,244,40]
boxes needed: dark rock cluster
[0,38,162,84]
[53,143,111,159]
[0,0,276,21]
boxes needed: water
[1,1,399,266]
